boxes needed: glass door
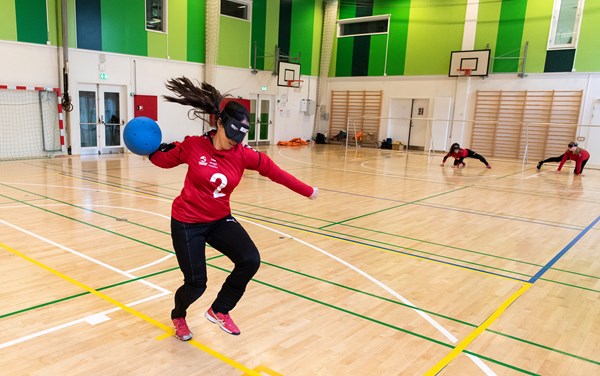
[78,84,125,155]
[248,95,273,146]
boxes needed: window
[146,0,166,32]
[338,15,390,38]
[548,0,585,49]
[221,0,251,20]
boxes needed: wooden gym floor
[1,144,599,375]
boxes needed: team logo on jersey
[198,155,219,168]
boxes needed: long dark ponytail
[163,77,248,126]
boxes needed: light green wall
[218,17,251,68]
[0,0,17,40]
[521,0,553,73]
[264,0,279,72]
[168,0,187,61]
[311,0,322,77]
[474,0,500,51]
[148,32,168,59]
[405,1,466,75]
[575,2,600,72]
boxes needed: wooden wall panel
[471,90,582,160]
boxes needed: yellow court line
[424,282,532,375]
[1,242,263,376]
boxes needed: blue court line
[529,215,600,283]
[236,212,529,283]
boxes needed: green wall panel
[47,0,58,46]
[148,32,167,59]
[68,0,77,48]
[186,0,204,63]
[167,0,187,61]
[16,0,48,44]
[329,27,338,77]
[575,2,600,72]
[494,0,528,73]
[474,0,500,52]
[0,0,17,40]
[101,0,147,56]
[521,0,552,74]
[311,0,323,77]
[405,0,466,75]
[368,34,386,76]
[264,0,279,71]
[336,37,354,77]
[252,0,267,71]
[378,0,410,76]
[335,1,358,77]
[289,0,315,75]
[218,16,250,68]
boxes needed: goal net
[0,88,63,160]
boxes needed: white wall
[324,73,600,165]
[0,41,316,155]
[0,41,59,88]
[1,40,598,164]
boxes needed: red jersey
[443,148,468,162]
[558,148,590,175]
[150,132,314,223]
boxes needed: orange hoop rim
[456,68,473,77]
[286,79,304,87]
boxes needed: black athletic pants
[454,149,489,166]
[539,154,564,164]
[170,215,260,319]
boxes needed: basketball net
[286,79,303,88]
[457,68,472,77]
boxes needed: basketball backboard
[277,61,301,87]
[448,49,491,77]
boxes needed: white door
[409,99,430,150]
[78,84,126,155]
[248,95,274,146]
[388,98,412,144]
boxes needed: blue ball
[123,117,162,155]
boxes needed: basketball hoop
[286,79,303,88]
[457,68,472,77]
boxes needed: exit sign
[99,73,108,80]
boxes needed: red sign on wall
[134,95,158,120]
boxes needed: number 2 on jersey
[210,173,228,198]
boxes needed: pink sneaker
[205,307,240,335]
[172,317,193,341]
[486,165,492,169]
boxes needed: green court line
[0,266,179,319]
[4,180,598,292]
[260,261,600,367]
[207,264,540,375]
[3,251,597,370]
[1,184,171,235]
[237,211,600,287]
[318,186,471,229]
[0,190,174,255]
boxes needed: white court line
[0,182,173,203]
[240,218,496,376]
[2,181,494,373]
[0,220,170,295]
[0,203,175,274]
[0,292,169,350]
[127,254,175,273]
[275,148,498,184]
